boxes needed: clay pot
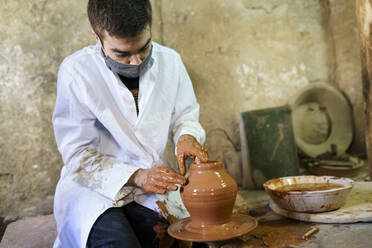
[180,161,238,229]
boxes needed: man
[52,0,209,247]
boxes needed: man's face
[97,27,152,65]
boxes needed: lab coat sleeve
[53,65,138,202]
[171,55,206,149]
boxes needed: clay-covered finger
[153,172,186,186]
[195,147,209,163]
[153,178,168,189]
[152,186,166,194]
[162,171,186,185]
[166,184,178,191]
[152,166,186,184]
[144,183,166,194]
[177,153,186,176]
[150,172,183,190]
[156,166,176,174]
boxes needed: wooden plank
[240,106,299,189]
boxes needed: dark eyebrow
[110,37,152,55]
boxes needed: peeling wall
[159,0,328,166]
[157,0,364,180]
[0,0,364,219]
[0,0,94,220]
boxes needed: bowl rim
[263,175,354,194]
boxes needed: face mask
[104,45,153,78]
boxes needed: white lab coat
[52,42,205,248]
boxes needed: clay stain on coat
[73,147,115,190]
[156,200,180,224]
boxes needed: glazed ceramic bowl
[263,176,354,213]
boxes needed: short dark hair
[87,0,152,39]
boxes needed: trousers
[87,201,208,248]
[87,201,167,248]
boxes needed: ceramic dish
[290,83,353,158]
[263,176,354,212]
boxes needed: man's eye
[117,54,130,58]
[140,45,150,53]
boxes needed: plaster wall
[0,0,364,220]
[0,0,94,219]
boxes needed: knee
[87,208,141,248]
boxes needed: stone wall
[0,0,364,220]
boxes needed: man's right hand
[127,166,186,194]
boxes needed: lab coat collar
[93,42,158,126]
[93,42,159,161]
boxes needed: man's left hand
[176,134,209,176]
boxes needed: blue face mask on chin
[103,45,153,78]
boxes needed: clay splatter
[243,219,314,247]
[156,200,180,224]
[72,147,116,190]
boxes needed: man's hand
[176,134,209,176]
[128,166,186,194]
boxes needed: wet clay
[181,161,237,229]
[276,183,345,192]
[156,200,180,224]
[245,219,314,248]
[176,134,209,175]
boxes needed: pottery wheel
[168,214,257,242]
[269,182,372,223]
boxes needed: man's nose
[129,54,142,65]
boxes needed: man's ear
[91,29,100,42]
